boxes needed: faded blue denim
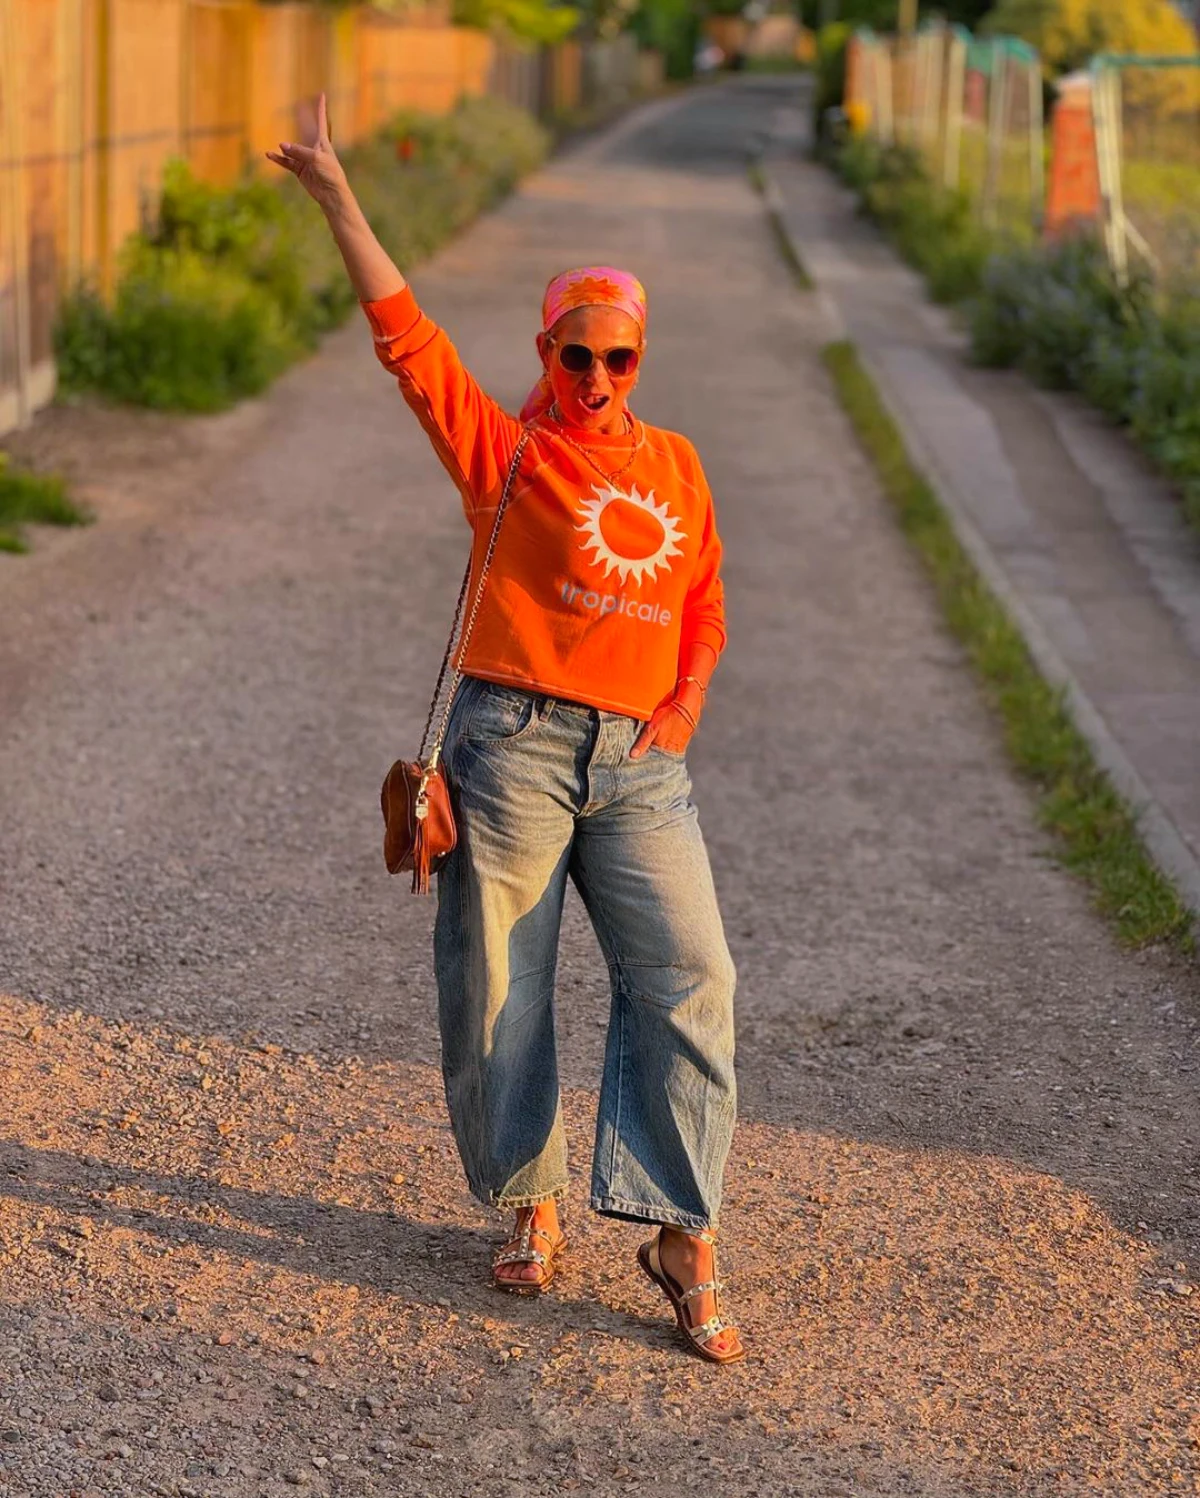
[433,676,737,1231]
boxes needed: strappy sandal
[492,1208,568,1296]
[637,1227,746,1365]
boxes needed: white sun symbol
[575,484,687,587]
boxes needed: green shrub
[838,138,994,302]
[55,96,549,413]
[812,21,852,149]
[57,247,303,412]
[969,236,1200,531]
[631,0,697,80]
[835,136,1200,532]
[0,452,89,554]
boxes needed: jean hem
[589,1195,714,1231]
[480,1184,569,1211]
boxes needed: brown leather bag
[381,429,531,893]
[380,757,457,889]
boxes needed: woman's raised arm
[267,94,405,304]
[267,94,520,523]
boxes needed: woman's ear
[536,331,551,372]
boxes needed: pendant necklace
[549,403,643,486]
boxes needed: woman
[269,97,743,1365]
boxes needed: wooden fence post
[57,0,86,293]
[94,0,114,295]
[0,0,32,425]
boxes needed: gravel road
[2,80,1198,1497]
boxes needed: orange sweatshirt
[363,287,726,721]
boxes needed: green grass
[0,454,89,554]
[822,338,1196,954]
[747,159,813,289]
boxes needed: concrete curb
[761,161,1200,935]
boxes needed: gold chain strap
[418,425,534,768]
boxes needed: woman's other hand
[630,685,702,759]
[266,93,348,213]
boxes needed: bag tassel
[411,798,432,896]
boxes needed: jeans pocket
[648,742,687,761]
[462,681,544,745]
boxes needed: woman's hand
[630,689,701,760]
[266,94,406,304]
[266,93,349,214]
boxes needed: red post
[1044,72,1101,239]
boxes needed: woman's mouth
[580,393,610,413]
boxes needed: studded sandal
[637,1227,746,1364]
[492,1208,568,1296]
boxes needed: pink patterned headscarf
[520,266,647,423]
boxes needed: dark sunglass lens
[604,347,640,377]
[558,343,594,374]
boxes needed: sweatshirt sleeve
[361,287,522,525]
[679,453,728,664]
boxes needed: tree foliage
[631,0,699,77]
[452,0,579,44]
[982,0,1199,75]
[796,1,997,28]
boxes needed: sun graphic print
[575,484,687,587]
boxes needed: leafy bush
[982,0,1198,78]
[57,248,304,412]
[838,138,994,302]
[836,136,1200,531]
[55,97,549,413]
[969,236,1200,530]
[632,0,697,80]
[812,22,853,152]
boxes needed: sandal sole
[636,1242,747,1365]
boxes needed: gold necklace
[549,404,643,485]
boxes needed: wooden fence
[0,1,653,434]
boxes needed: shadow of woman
[0,1137,670,1350]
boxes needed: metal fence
[849,24,1044,239]
[1092,53,1200,287]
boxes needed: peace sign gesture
[266,92,348,213]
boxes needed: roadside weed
[0,454,89,554]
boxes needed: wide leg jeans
[433,677,737,1231]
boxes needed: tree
[631,0,700,77]
[453,0,579,43]
[982,0,1198,75]
[797,1,998,26]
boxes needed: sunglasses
[553,341,642,379]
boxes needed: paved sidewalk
[767,113,1200,916]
